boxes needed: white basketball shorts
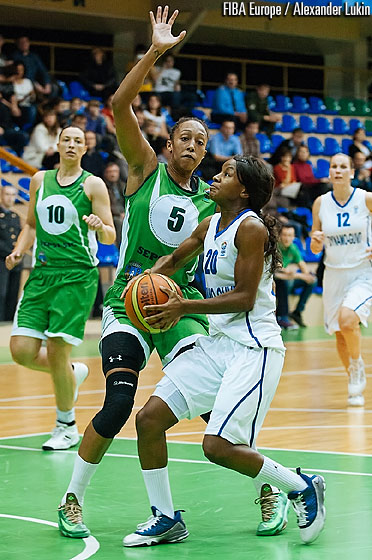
[154,334,285,447]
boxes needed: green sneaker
[58,493,90,538]
[255,484,289,536]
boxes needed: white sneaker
[42,422,80,450]
[72,362,89,402]
[348,394,365,407]
[348,359,366,397]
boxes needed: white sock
[251,477,279,497]
[254,456,307,494]
[142,467,174,519]
[57,407,75,424]
[350,356,363,366]
[61,454,99,505]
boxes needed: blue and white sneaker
[288,468,326,544]
[123,507,189,547]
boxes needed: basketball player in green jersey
[6,125,115,451]
[58,7,288,542]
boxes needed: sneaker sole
[42,438,80,451]
[123,528,189,548]
[59,525,90,539]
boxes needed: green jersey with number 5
[34,169,98,268]
[115,163,215,287]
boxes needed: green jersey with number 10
[115,163,215,287]
[34,169,98,268]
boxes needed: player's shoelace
[290,495,308,527]
[59,502,84,525]
[255,492,280,521]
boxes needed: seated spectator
[273,149,296,188]
[100,134,129,184]
[103,162,126,247]
[293,145,330,203]
[348,127,372,168]
[13,36,51,97]
[274,224,316,329]
[101,94,116,137]
[70,112,87,131]
[270,127,305,166]
[79,47,117,100]
[71,96,85,115]
[156,137,171,164]
[142,119,166,154]
[54,98,71,127]
[199,119,242,182]
[211,73,247,129]
[153,53,181,109]
[351,151,372,191]
[81,130,105,178]
[85,99,106,136]
[0,91,28,155]
[23,109,61,168]
[132,93,144,113]
[143,94,169,138]
[0,34,12,81]
[126,44,154,101]
[11,61,36,128]
[246,83,280,137]
[239,119,261,158]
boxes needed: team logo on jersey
[220,241,228,257]
[37,252,48,265]
[353,206,359,214]
[124,262,142,280]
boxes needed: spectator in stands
[54,98,71,128]
[0,91,28,155]
[273,149,297,188]
[81,130,105,178]
[0,34,12,79]
[209,118,242,167]
[348,127,372,168]
[246,83,280,137]
[239,119,261,158]
[0,185,22,322]
[71,113,87,131]
[274,224,316,329]
[293,145,330,203]
[101,94,116,137]
[11,61,36,128]
[270,127,305,166]
[351,151,372,192]
[211,72,247,129]
[153,53,181,109]
[103,162,126,247]
[23,109,61,168]
[126,44,154,101]
[79,47,117,100]
[84,99,106,138]
[143,94,169,139]
[71,96,85,115]
[13,36,51,97]
[156,137,171,163]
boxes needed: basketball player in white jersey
[122,155,326,547]
[311,153,372,406]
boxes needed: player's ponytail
[234,155,282,275]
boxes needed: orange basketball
[124,273,182,334]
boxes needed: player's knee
[92,371,138,439]
[202,435,229,465]
[135,406,158,438]
[10,338,36,367]
[339,309,359,332]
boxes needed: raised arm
[5,171,43,270]
[112,6,186,193]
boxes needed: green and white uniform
[102,163,216,365]
[12,169,99,345]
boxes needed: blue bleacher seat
[293,206,313,229]
[341,138,353,155]
[192,108,207,121]
[57,80,72,101]
[273,95,292,112]
[307,136,324,155]
[202,89,216,109]
[267,95,275,110]
[292,96,309,113]
[324,137,341,156]
[308,96,326,114]
[0,158,13,173]
[348,118,363,134]
[96,242,119,267]
[315,158,330,179]
[316,116,331,134]
[280,114,298,132]
[299,115,314,133]
[69,80,91,102]
[270,134,285,152]
[293,236,305,257]
[256,133,271,153]
[304,236,321,262]
[333,117,349,135]
[17,177,31,202]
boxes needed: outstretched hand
[144,286,184,330]
[150,5,186,55]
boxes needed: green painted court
[1,435,372,560]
